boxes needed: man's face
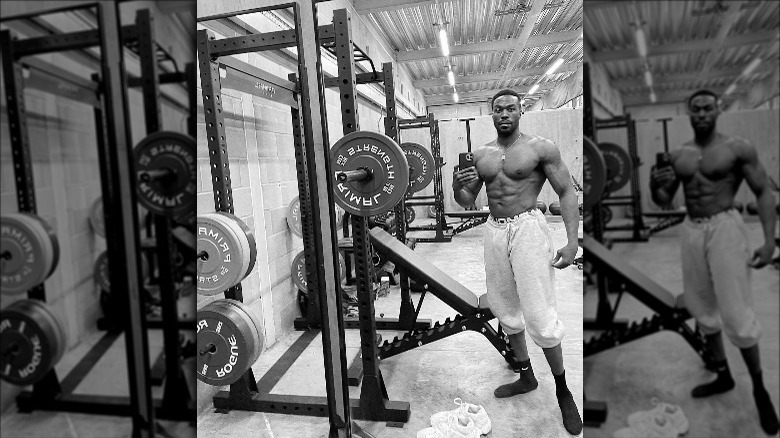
[688,94,720,135]
[492,95,521,137]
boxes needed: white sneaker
[628,398,689,435]
[627,411,679,438]
[418,412,481,438]
[430,398,491,435]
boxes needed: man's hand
[749,243,777,269]
[650,164,677,186]
[453,166,479,188]
[552,244,578,269]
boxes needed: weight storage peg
[1,213,60,296]
[196,299,263,386]
[331,131,410,217]
[0,299,67,385]
[196,212,257,296]
[134,131,196,217]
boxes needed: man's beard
[496,123,517,138]
[692,122,714,139]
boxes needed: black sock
[749,371,779,434]
[692,360,735,398]
[554,371,583,435]
[494,359,538,398]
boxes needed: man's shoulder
[473,143,494,158]
[723,135,757,161]
[722,134,753,150]
[525,134,558,158]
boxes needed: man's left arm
[541,140,579,269]
[739,139,777,268]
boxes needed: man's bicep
[739,141,769,194]
[542,144,573,195]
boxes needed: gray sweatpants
[483,209,565,348]
[681,209,760,348]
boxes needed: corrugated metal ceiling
[364,0,583,106]
[584,0,779,106]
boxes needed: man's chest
[478,148,541,180]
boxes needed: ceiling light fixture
[545,58,565,75]
[448,69,455,86]
[528,84,539,95]
[644,70,653,87]
[453,91,459,102]
[741,58,762,77]
[439,28,450,57]
[635,27,647,58]
[650,91,657,103]
[724,83,737,95]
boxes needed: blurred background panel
[1,1,195,437]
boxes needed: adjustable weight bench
[583,235,710,358]
[444,210,489,236]
[368,228,521,370]
[643,209,686,235]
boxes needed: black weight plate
[401,142,434,194]
[331,131,409,217]
[602,206,613,224]
[583,137,607,210]
[597,142,632,192]
[196,300,256,386]
[0,299,64,385]
[291,250,346,293]
[286,196,303,238]
[134,131,196,217]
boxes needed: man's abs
[484,172,545,217]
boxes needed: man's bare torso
[672,133,746,217]
[474,132,549,217]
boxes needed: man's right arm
[650,150,681,207]
[453,151,484,208]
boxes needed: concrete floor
[584,216,780,438]
[197,217,584,437]
[0,329,196,438]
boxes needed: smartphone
[459,152,474,170]
[655,152,672,168]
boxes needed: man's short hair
[687,89,719,108]
[490,89,523,109]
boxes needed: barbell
[331,131,410,217]
[134,131,196,218]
